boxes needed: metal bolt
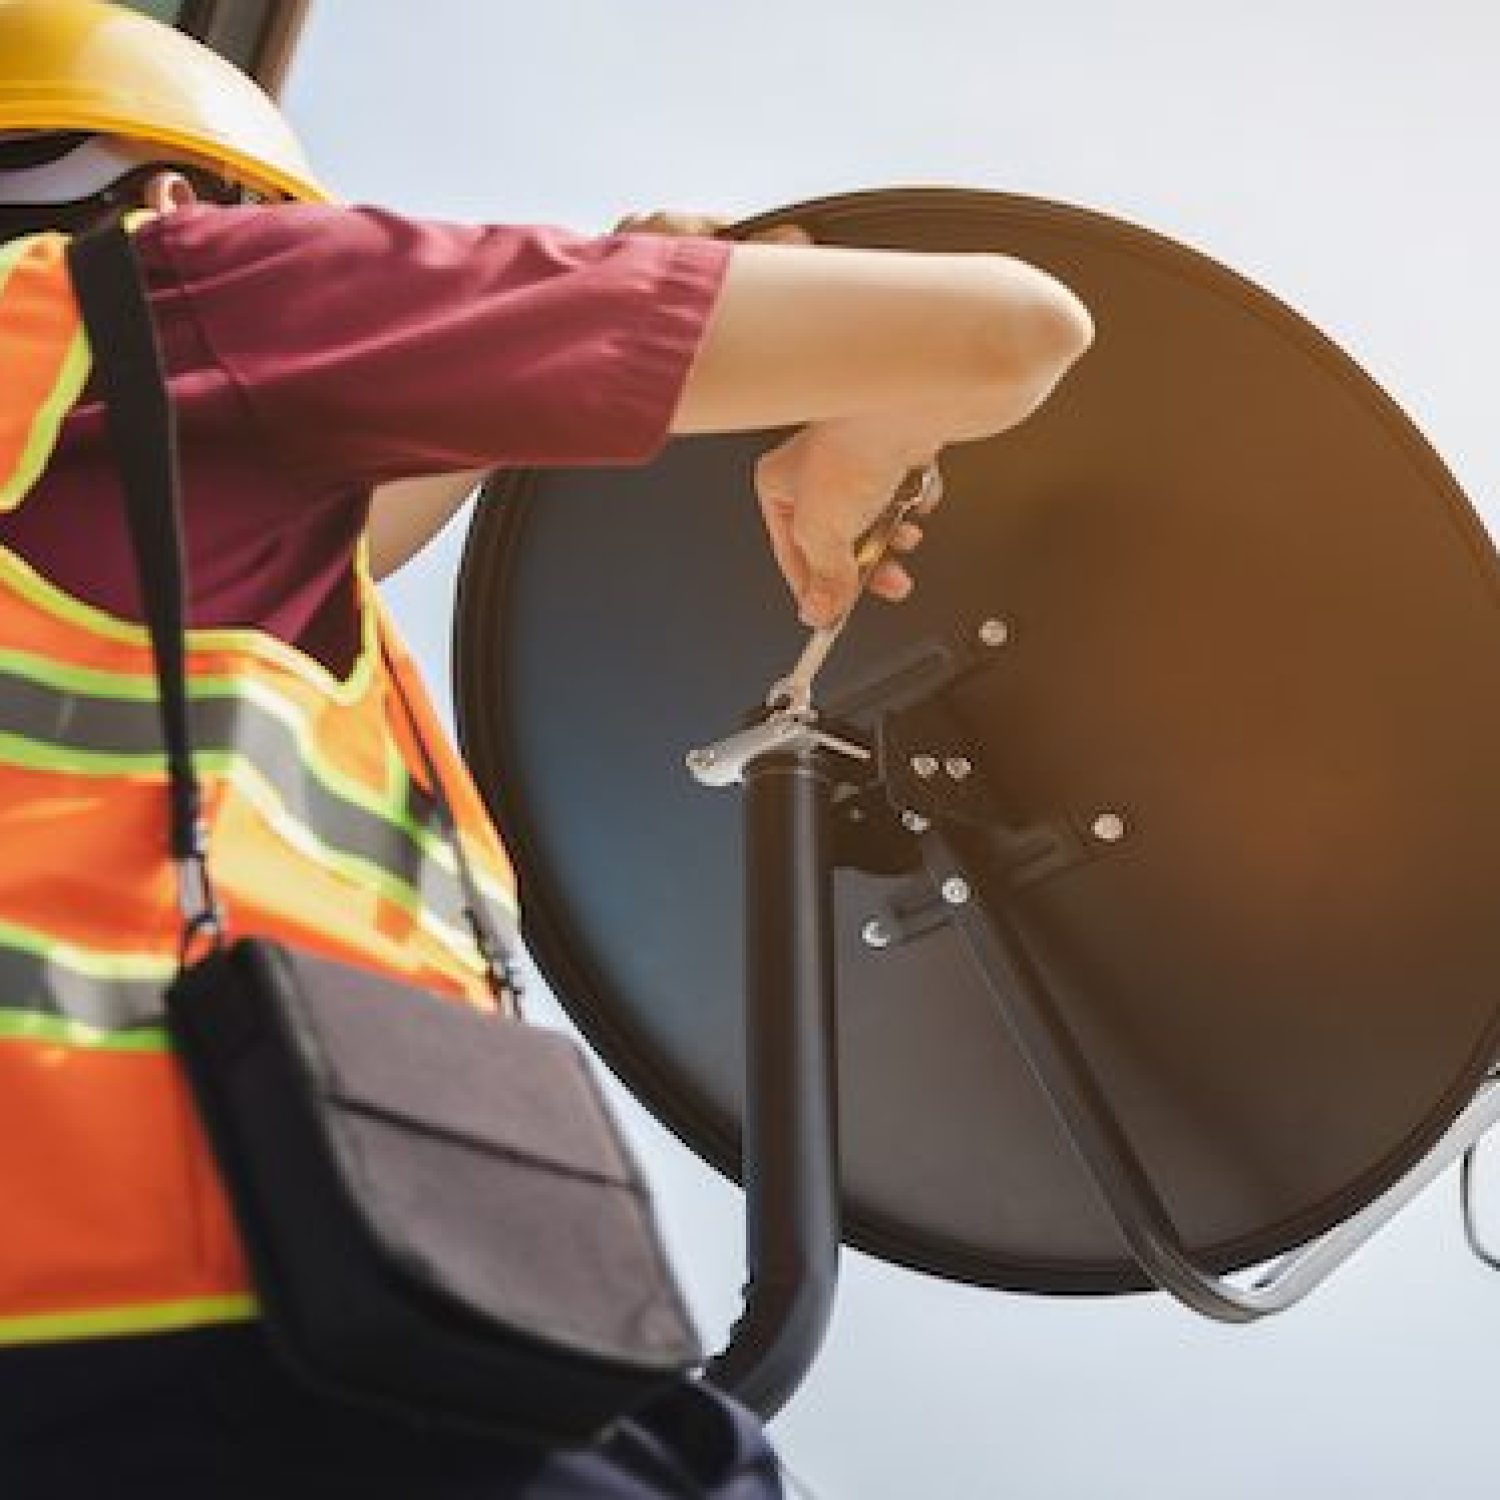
[1090,811,1127,843]
[944,755,972,781]
[978,618,1010,648]
[900,809,931,834]
[940,876,971,906]
[861,918,894,949]
[911,754,940,779]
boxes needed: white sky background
[282,4,1500,1495]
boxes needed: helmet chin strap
[0,130,92,169]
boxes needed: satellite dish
[454,187,1500,1387]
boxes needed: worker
[0,2,1093,1496]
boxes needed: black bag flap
[253,943,644,1192]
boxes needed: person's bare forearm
[670,243,1092,440]
[669,240,1092,624]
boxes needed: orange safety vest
[0,229,518,1346]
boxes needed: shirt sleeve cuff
[582,232,733,465]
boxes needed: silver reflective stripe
[0,941,166,1034]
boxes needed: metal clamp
[686,713,870,789]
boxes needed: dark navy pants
[0,1325,784,1499]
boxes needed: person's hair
[0,160,258,243]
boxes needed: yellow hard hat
[0,0,329,203]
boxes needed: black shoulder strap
[66,224,203,869]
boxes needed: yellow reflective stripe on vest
[0,1294,257,1348]
[0,1010,167,1052]
[0,234,90,513]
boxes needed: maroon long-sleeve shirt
[1,202,730,672]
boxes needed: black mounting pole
[706,744,842,1417]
